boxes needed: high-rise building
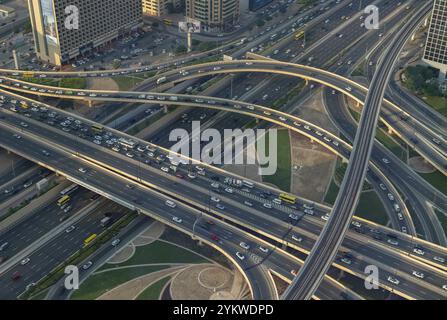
[186,0,239,32]
[27,0,143,66]
[143,0,168,16]
[142,0,182,17]
[423,0,447,82]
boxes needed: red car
[175,173,184,179]
[11,271,21,281]
[211,234,219,241]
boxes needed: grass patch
[324,180,339,205]
[261,129,291,192]
[419,171,447,196]
[136,276,171,300]
[112,76,144,91]
[99,240,206,271]
[355,190,389,226]
[434,209,447,237]
[423,96,447,117]
[71,265,168,300]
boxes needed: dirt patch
[133,221,165,246]
[170,264,236,300]
[408,156,436,174]
[107,244,135,264]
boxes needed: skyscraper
[186,0,239,32]
[27,0,143,66]
[423,0,447,82]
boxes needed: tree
[256,19,265,27]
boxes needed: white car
[351,221,362,228]
[434,256,445,263]
[211,196,220,203]
[165,200,176,208]
[291,234,302,242]
[239,242,250,250]
[387,276,399,285]
[263,203,272,209]
[289,213,299,220]
[126,152,134,158]
[65,225,76,233]
[413,248,425,256]
[345,86,352,92]
[387,239,399,246]
[236,252,245,260]
[382,158,390,164]
[82,261,93,270]
[78,167,87,173]
[225,187,234,194]
[259,246,269,253]
[172,216,182,223]
[111,239,120,246]
[161,167,169,173]
[341,257,352,265]
[321,214,330,221]
[412,270,424,279]
[442,285,447,291]
[20,258,30,265]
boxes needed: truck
[224,177,242,188]
[100,216,112,227]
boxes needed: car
[216,204,225,210]
[259,246,269,253]
[65,225,76,233]
[23,181,33,188]
[64,206,72,213]
[239,242,250,250]
[379,184,387,191]
[236,252,245,260]
[11,271,21,281]
[434,256,446,263]
[172,216,182,223]
[341,257,352,265]
[291,269,298,276]
[78,167,87,173]
[412,270,424,279]
[161,167,169,173]
[224,187,234,194]
[0,242,8,251]
[13,134,21,139]
[289,213,299,220]
[111,239,120,246]
[387,193,395,201]
[304,209,314,215]
[382,158,390,164]
[26,282,36,291]
[211,196,220,203]
[20,258,30,265]
[187,172,197,179]
[243,201,253,207]
[387,276,399,285]
[387,239,399,246]
[211,234,219,241]
[126,152,134,158]
[263,203,272,209]
[165,200,176,208]
[345,86,352,92]
[291,234,302,242]
[82,261,93,270]
[20,122,28,127]
[413,248,425,256]
[351,221,362,228]
[126,184,135,189]
[321,214,330,221]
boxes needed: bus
[294,30,305,41]
[23,72,34,77]
[57,195,71,206]
[60,184,79,196]
[242,180,254,189]
[279,193,297,204]
[83,233,97,246]
[91,124,104,133]
[163,19,173,26]
[118,137,137,149]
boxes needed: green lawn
[99,241,206,271]
[136,276,171,300]
[262,129,291,192]
[423,96,447,118]
[324,180,339,205]
[419,171,447,196]
[355,191,389,226]
[71,265,168,300]
[434,209,447,237]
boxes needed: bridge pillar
[88,100,93,108]
[255,118,259,124]
[387,127,393,135]
[411,33,416,41]
[341,158,348,165]
[356,101,361,108]
[163,105,168,114]
[304,78,309,86]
